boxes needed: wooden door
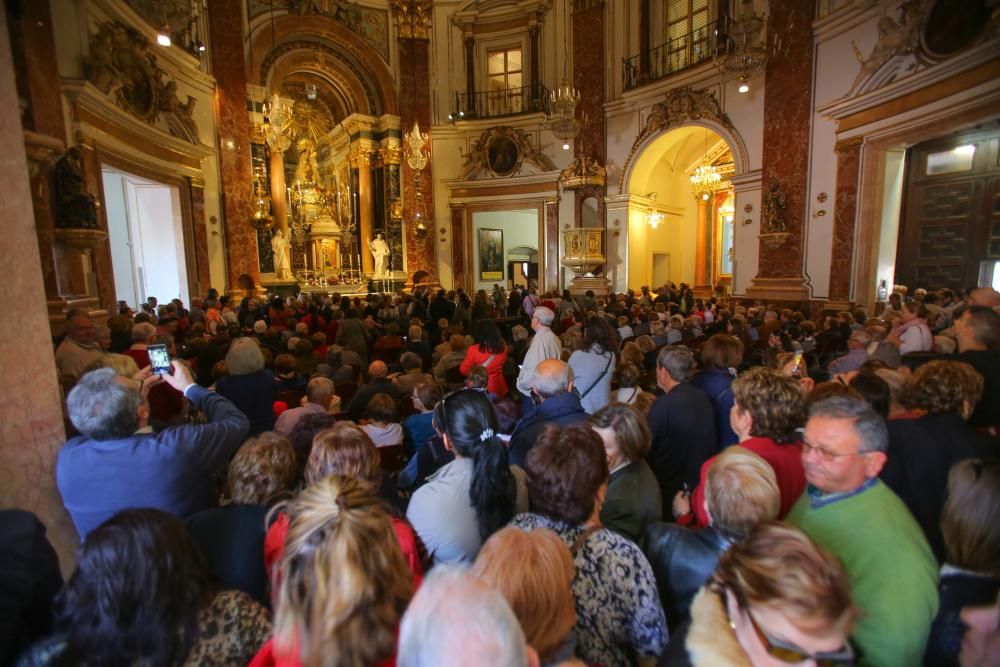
[896,129,1000,291]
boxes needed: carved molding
[462,126,556,180]
[83,21,199,143]
[617,86,736,193]
[392,0,432,40]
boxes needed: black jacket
[646,383,717,515]
[346,377,404,421]
[508,392,588,468]
[642,523,732,630]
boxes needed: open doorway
[102,167,189,309]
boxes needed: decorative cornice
[617,86,736,193]
[462,125,557,180]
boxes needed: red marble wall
[7,0,64,137]
[545,201,559,289]
[451,206,465,290]
[398,37,436,286]
[756,0,815,280]
[208,0,258,294]
[573,1,605,164]
[830,138,862,301]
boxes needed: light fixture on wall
[547,0,580,149]
[646,192,664,229]
[156,26,172,47]
[261,93,293,151]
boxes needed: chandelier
[646,192,664,229]
[261,93,293,152]
[716,0,770,94]
[546,0,580,149]
[691,164,722,200]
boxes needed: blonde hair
[473,527,576,661]
[714,521,857,637]
[903,360,984,416]
[228,433,297,505]
[731,367,806,444]
[306,422,381,487]
[85,353,140,378]
[275,476,412,666]
[705,446,780,540]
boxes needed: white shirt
[363,422,403,447]
[516,327,563,395]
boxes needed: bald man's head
[369,360,388,379]
[532,359,574,399]
[969,287,1000,309]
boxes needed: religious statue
[762,178,787,234]
[54,147,99,229]
[272,229,292,279]
[369,232,390,279]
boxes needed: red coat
[460,344,509,396]
[688,436,806,527]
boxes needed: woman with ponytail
[406,389,528,564]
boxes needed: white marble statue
[272,228,292,279]
[369,232,390,279]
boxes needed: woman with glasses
[406,390,528,564]
[660,520,857,667]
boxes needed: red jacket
[687,436,806,527]
[460,344,509,396]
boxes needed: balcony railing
[451,83,551,121]
[623,19,724,91]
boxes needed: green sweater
[787,479,939,667]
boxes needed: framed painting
[479,228,504,281]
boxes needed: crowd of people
[3,280,999,666]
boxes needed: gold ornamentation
[404,122,429,171]
[379,144,402,165]
[560,156,607,190]
[759,232,791,250]
[464,126,556,180]
[349,145,373,168]
[392,0,431,40]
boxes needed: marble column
[827,137,863,307]
[208,0,259,295]
[451,205,466,291]
[694,196,712,296]
[0,7,76,573]
[746,0,815,304]
[269,148,288,235]
[464,35,476,117]
[353,149,375,274]
[397,10,437,287]
[189,181,212,297]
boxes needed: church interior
[2,0,1000,604]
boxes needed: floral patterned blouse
[510,513,668,667]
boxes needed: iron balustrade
[623,19,725,91]
[452,83,551,120]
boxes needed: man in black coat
[508,359,588,467]
[646,346,717,517]
[346,360,404,421]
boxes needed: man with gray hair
[57,361,249,540]
[274,376,338,437]
[398,565,539,667]
[54,313,103,380]
[515,306,562,398]
[788,395,937,667]
[508,358,587,467]
[647,346,716,517]
[827,329,872,375]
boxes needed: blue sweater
[56,386,249,540]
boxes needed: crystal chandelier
[646,192,664,229]
[691,164,722,201]
[547,0,580,149]
[717,0,769,94]
[261,93,293,152]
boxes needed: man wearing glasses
[788,395,939,667]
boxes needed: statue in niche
[369,232,390,278]
[762,178,787,234]
[54,148,99,229]
[272,229,292,279]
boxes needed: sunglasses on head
[732,599,855,667]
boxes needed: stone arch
[624,120,745,195]
[247,13,398,116]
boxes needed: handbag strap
[578,352,613,400]
[481,353,496,368]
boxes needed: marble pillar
[694,196,712,296]
[0,8,76,574]
[399,35,437,286]
[746,0,815,303]
[189,182,211,297]
[269,148,288,235]
[451,205,466,291]
[355,151,375,274]
[208,0,258,295]
[827,137,863,307]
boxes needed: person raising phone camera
[57,360,250,540]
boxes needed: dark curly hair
[53,509,214,667]
[525,423,609,525]
[903,359,983,416]
[731,367,806,444]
